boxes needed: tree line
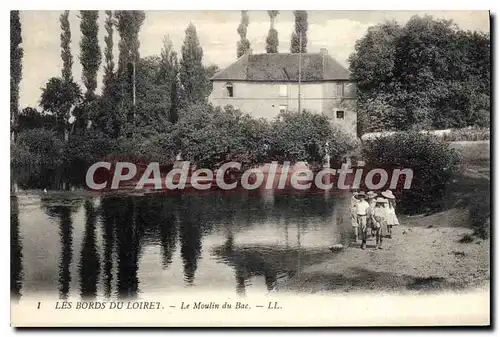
[11,10,218,142]
[10,11,356,190]
[10,11,490,193]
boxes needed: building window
[279,85,288,97]
[336,83,344,97]
[279,105,287,113]
[225,82,234,97]
[336,110,345,120]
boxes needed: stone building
[208,48,357,136]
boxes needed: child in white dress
[381,190,399,238]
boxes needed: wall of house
[209,81,323,120]
[209,80,357,136]
[322,81,357,136]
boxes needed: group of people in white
[351,190,400,250]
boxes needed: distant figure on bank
[371,197,389,249]
[366,191,378,237]
[355,191,370,249]
[381,190,399,238]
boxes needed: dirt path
[278,208,490,294]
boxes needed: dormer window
[225,82,234,97]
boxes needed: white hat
[381,190,395,199]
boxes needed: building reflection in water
[213,193,338,295]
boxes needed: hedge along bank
[85,161,415,193]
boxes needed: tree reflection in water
[13,190,346,299]
[78,200,100,299]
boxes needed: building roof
[211,52,350,82]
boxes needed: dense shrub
[12,104,359,189]
[268,110,358,166]
[11,129,64,188]
[362,131,462,214]
[175,104,270,169]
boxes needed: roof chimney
[320,48,328,75]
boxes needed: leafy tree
[349,15,491,134]
[290,10,308,53]
[60,11,73,83]
[236,11,251,58]
[130,56,172,136]
[180,23,207,106]
[266,11,279,53]
[79,11,101,100]
[40,77,82,138]
[11,10,23,138]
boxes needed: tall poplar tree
[160,36,180,123]
[115,10,146,111]
[60,10,73,83]
[290,10,308,53]
[11,10,23,139]
[79,11,101,100]
[180,23,207,105]
[98,11,123,138]
[102,10,115,95]
[115,11,145,76]
[236,11,250,58]
[266,11,279,53]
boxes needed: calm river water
[11,190,351,300]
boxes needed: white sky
[18,10,490,108]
